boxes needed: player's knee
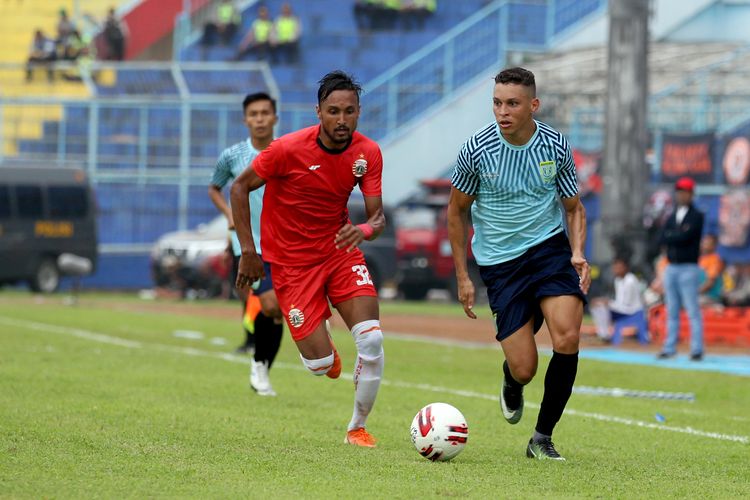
[551,328,580,354]
[352,320,384,361]
[299,352,334,376]
[511,364,536,385]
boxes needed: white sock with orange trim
[300,352,335,376]
[347,320,384,431]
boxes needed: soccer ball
[410,402,468,461]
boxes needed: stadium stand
[0,0,629,289]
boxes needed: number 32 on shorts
[352,265,373,286]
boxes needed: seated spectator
[353,0,378,30]
[723,263,750,307]
[201,0,240,47]
[355,0,401,30]
[590,257,645,341]
[26,29,57,82]
[273,3,301,64]
[234,5,273,61]
[401,0,436,30]
[56,9,77,57]
[377,0,402,30]
[101,7,127,60]
[698,234,724,305]
[61,30,95,82]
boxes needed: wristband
[357,223,374,239]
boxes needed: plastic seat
[611,310,649,345]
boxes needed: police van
[0,165,98,292]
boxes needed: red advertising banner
[660,133,714,183]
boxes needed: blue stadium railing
[283,0,608,142]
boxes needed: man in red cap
[658,176,705,361]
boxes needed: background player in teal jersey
[447,67,591,461]
[208,92,284,396]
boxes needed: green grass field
[1,292,748,498]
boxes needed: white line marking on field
[1,316,747,445]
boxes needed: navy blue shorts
[232,254,274,295]
[479,232,586,342]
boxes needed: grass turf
[1,292,748,498]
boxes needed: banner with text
[660,133,714,183]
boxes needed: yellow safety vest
[252,19,273,43]
[217,4,239,24]
[275,16,298,43]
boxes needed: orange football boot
[345,427,377,448]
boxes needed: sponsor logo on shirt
[309,164,321,171]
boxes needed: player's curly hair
[317,71,362,104]
[494,67,536,96]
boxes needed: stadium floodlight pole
[600,0,650,269]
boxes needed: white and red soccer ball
[410,402,469,461]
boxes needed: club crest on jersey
[288,308,305,328]
[538,160,556,183]
[353,157,368,177]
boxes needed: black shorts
[231,253,274,295]
[479,232,586,342]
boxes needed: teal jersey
[451,120,578,265]
[210,138,264,256]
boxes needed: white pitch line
[1,315,747,445]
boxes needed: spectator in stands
[378,0,402,30]
[401,0,436,30]
[26,29,57,82]
[234,5,273,61]
[723,263,750,307]
[590,257,645,342]
[658,176,705,361]
[698,234,724,305]
[273,3,301,64]
[101,7,127,60]
[353,0,377,30]
[56,8,77,57]
[201,0,240,47]
[61,30,95,82]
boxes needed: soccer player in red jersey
[230,71,385,448]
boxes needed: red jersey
[252,125,383,266]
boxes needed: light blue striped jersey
[210,138,265,256]
[451,120,578,265]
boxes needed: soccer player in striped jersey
[447,67,590,461]
[231,71,385,448]
[208,92,284,396]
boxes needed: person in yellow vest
[377,0,402,30]
[353,0,380,30]
[234,5,273,61]
[202,0,241,47]
[402,0,437,30]
[272,3,301,64]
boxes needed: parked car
[150,215,230,298]
[0,164,98,293]
[395,179,480,301]
[347,196,397,292]
[149,197,397,297]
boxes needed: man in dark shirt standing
[658,177,705,361]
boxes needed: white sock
[347,320,384,431]
[590,303,612,340]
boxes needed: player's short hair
[317,71,362,104]
[242,92,277,114]
[494,67,536,96]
